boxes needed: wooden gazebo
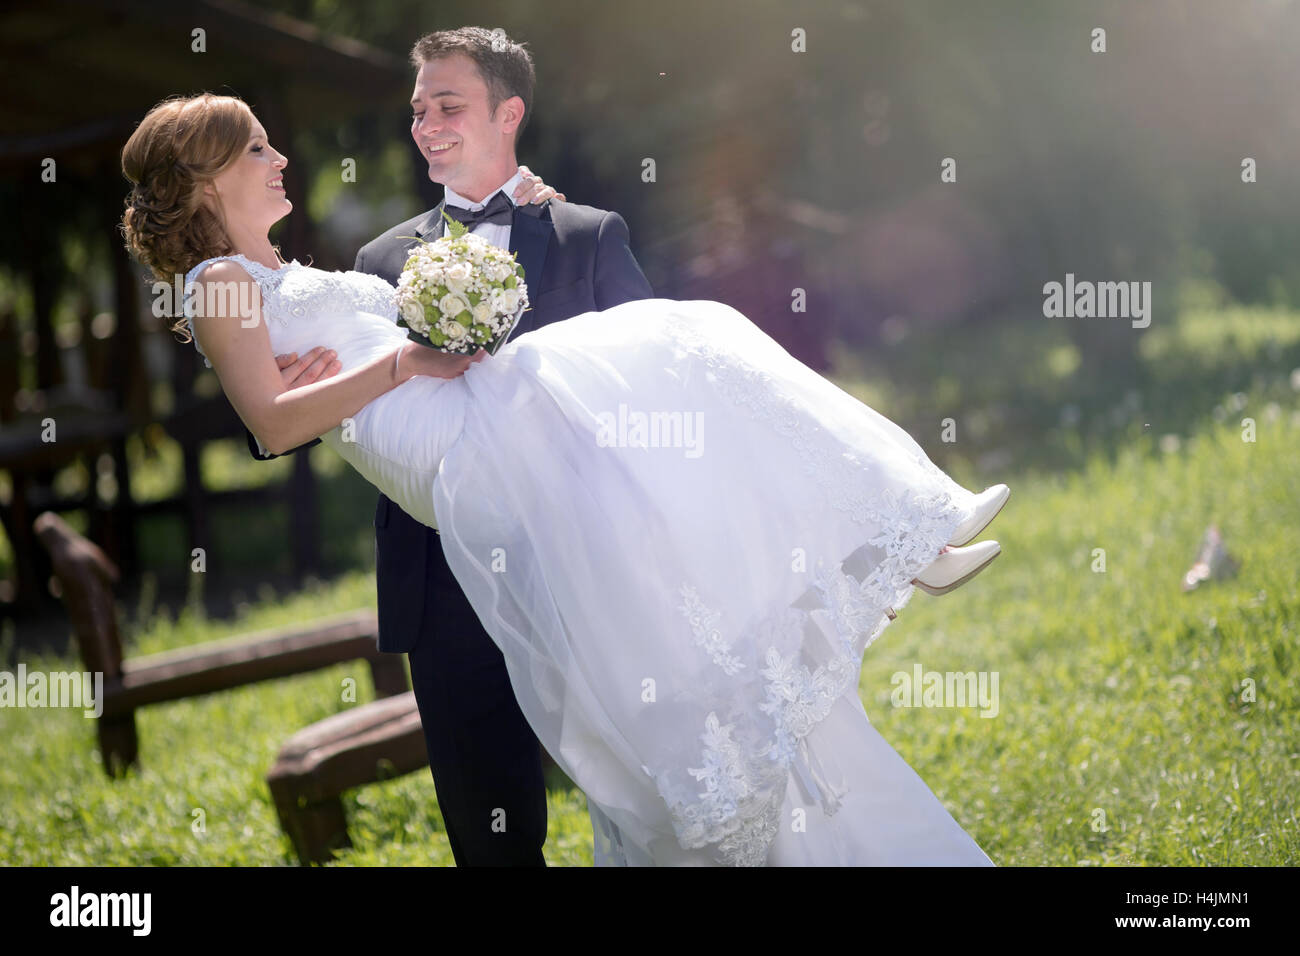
[0,0,411,612]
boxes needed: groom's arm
[592,211,654,309]
[354,246,396,285]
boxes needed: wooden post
[102,194,142,576]
[32,512,138,776]
[367,654,410,698]
[181,439,210,565]
[27,231,64,394]
[256,88,320,580]
[0,303,36,608]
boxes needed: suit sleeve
[246,428,322,462]
[593,211,654,310]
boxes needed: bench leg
[268,779,352,865]
[367,654,409,698]
[98,713,138,778]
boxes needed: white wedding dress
[185,254,994,867]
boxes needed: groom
[260,26,654,865]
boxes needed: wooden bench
[33,511,409,776]
[266,691,428,864]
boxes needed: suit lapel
[509,204,554,338]
[414,199,447,242]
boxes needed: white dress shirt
[442,169,525,251]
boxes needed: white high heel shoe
[793,538,1001,622]
[912,540,1001,596]
[948,484,1010,547]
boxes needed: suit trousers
[404,523,548,866]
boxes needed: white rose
[443,321,467,340]
[439,292,470,318]
[471,300,494,325]
[444,261,473,292]
[497,287,521,314]
[400,299,426,328]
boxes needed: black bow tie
[442,190,515,231]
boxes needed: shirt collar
[444,169,524,212]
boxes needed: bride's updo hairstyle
[120,93,252,285]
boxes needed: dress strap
[181,254,288,369]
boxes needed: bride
[122,94,1008,866]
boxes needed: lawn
[1,301,1297,866]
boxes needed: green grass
[0,572,595,866]
[859,412,1299,865]
[2,300,1297,866]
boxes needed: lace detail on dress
[665,556,942,865]
[664,574,872,865]
[678,584,746,675]
[656,313,972,866]
[181,253,398,368]
[673,712,786,866]
[760,638,858,760]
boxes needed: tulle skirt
[421,298,991,865]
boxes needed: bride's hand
[401,344,488,380]
[513,164,566,204]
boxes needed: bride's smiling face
[206,118,291,233]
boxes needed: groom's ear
[498,95,526,136]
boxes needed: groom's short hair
[411,27,536,146]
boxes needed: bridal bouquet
[394,211,530,355]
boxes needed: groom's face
[410,53,521,199]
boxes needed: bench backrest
[33,511,124,679]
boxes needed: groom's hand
[275,346,340,390]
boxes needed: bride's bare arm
[192,260,482,456]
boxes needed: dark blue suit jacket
[350,197,654,652]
